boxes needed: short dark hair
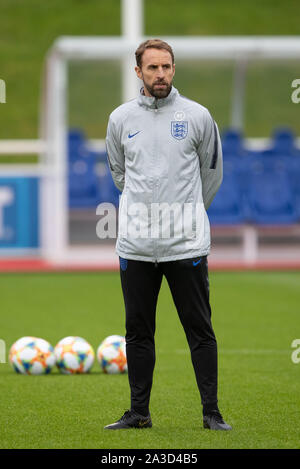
[135,39,175,68]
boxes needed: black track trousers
[119,256,218,413]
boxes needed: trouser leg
[119,258,163,415]
[162,256,218,408]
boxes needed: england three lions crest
[171,121,188,140]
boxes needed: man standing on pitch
[104,39,231,431]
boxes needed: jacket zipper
[153,99,159,266]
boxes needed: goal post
[40,36,300,266]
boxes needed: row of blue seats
[68,129,300,225]
[208,129,300,224]
[68,130,120,209]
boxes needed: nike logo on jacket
[128,131,141,139]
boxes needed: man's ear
[135,66,142,80]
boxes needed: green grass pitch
[1,0,300,140]
[0,270,299,449]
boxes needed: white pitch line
[218,349,289,355]
[158,349,290,355]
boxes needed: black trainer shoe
[203,410,232,431]
[104,410,152,430]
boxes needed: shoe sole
[203,422,232,431]
[104,423,152,430]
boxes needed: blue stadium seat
[207,154,247,224]
[289,154,300,218]
[221,129,245,158]
[96,152,121,207]
[68,130,120,209]
[260,128,300,159]
[219,127,300,224]
[245,154,299,224]
[68,130,101,208]
[68,151,102,208]
[270,128,299,156]
[68,129,89,160]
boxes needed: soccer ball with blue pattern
[54,336,95,374]
[9,336,55,375]
[97,335,127,374]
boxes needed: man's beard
[144,79,172,99]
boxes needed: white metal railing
[1,138,299,156]
[0,139,106,155]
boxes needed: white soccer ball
[54,336,95,374]
[101,335,126,346]
[9,336,55,375]
[97,335,127,374]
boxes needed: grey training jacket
[105,86,223,263]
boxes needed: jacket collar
[137,86,179,109]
